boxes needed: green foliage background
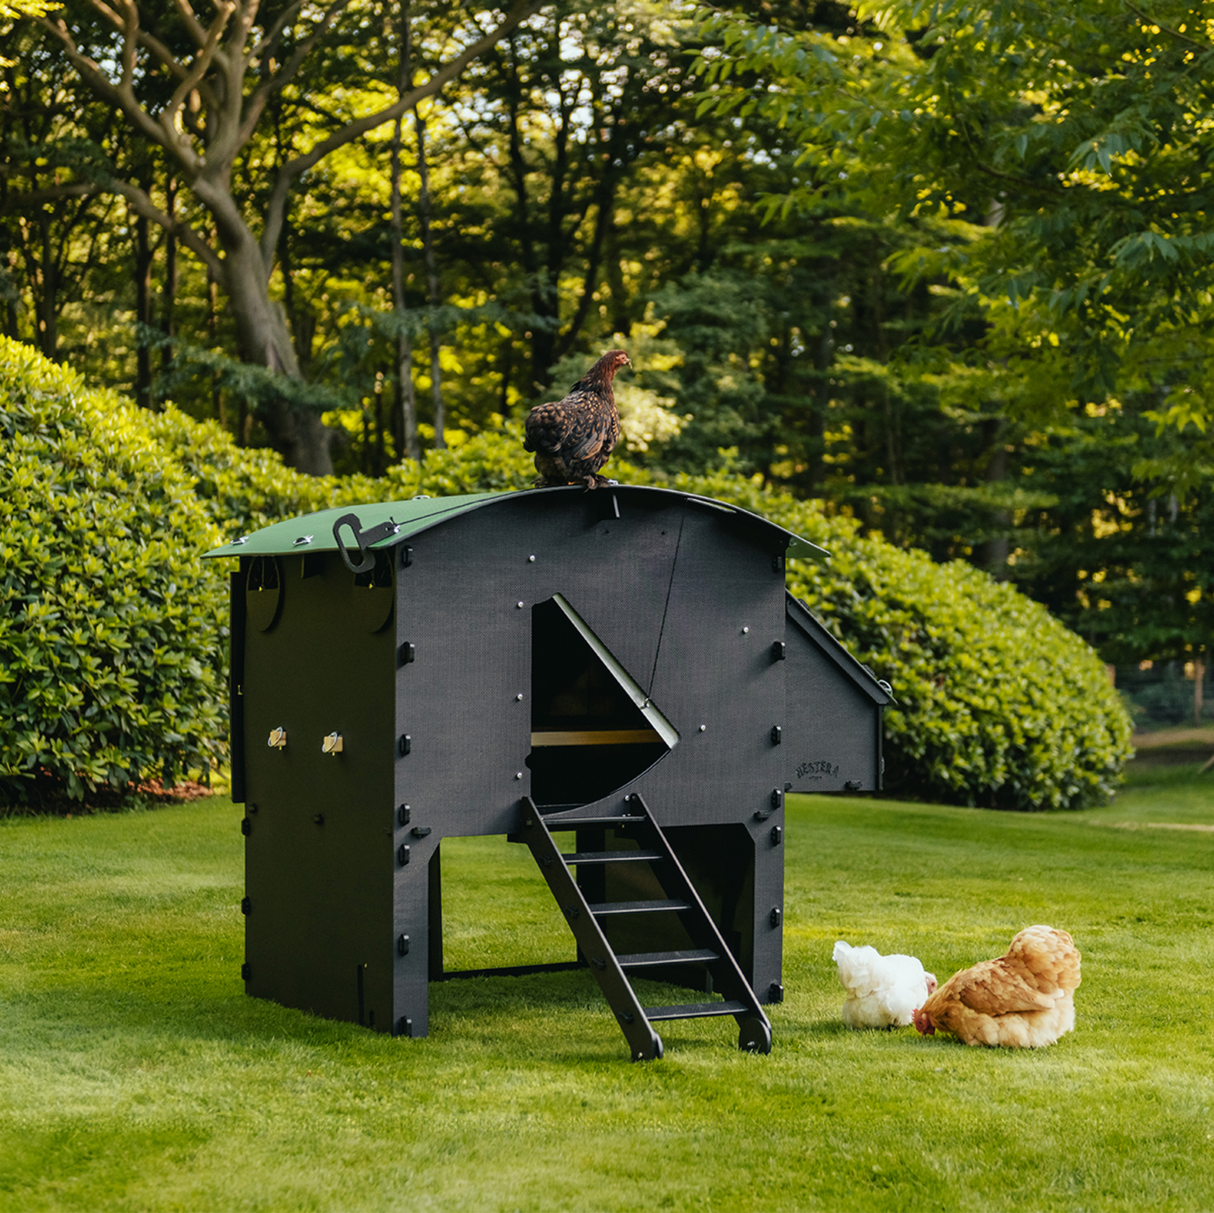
[8,0,1214,686]
[0,338,1132,808]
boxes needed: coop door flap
[529,594,679,806]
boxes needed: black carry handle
[332,512,399,574]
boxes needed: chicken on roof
[524,349,631,489]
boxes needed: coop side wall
[238,551,398,1031]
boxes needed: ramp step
[542,814,640,828]
[588,899,691,916]
[643,1000,749,1021]
[561,849,663,865]
[617,948,719,968]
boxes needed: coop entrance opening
[529,594,679,807]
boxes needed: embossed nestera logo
[796,760,840,780]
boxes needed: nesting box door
[782,595,889,795]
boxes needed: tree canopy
[4,0,1214,689]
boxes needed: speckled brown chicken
[523,350,630,489]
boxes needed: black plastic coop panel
[205,485,891,1059]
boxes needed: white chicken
[833,940,937,1029]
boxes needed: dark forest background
[4,0,1214,722]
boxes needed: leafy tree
[31,0,543,472]
[692,0,1214,435]
[1007,402,1214,667]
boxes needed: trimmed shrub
[619,467,1132,810]
[1,339,1132,809]
[0,339,227,803]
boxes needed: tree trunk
[160,173,177,381]
[39,0,544,473]
[209,217,335,475]
[979,418,1011,577]
[133,194,153,409]
[392,5,420,464]
[415,110,445,449]
[206,265,224,427]
[35,212,58,359]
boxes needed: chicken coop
[205,485,892,1059]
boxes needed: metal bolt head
[516,601,525,609]
[515,693,524,702]
[528,555,536,563]
[742,626,750,634]
[699,724,707,733]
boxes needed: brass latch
[322,732,344,755]
[267,727,287,749]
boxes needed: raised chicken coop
[205,484,891,1059]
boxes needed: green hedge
[1,338,1132,808]
[0,341,227,803]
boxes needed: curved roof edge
[202,484,830,561]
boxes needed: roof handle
[332,512,400,575]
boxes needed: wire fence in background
[1113,661,1212,732]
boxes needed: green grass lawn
[1,768,1212,1212]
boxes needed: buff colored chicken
[912,925,1081,1048]
[833,941,937,1029]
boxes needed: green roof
[203,486,829,561]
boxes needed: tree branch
[238,0,353,151]
[0,183,102,210]
[1123,2,1211,50]
[160,1,236,153]
[106,177,223,277]
[258,0,544,267]
[170,0,213,51]
[38,13,204,174]
[80,0,213,100]
[249,0,307,62]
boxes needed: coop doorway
[528,594,679,807]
